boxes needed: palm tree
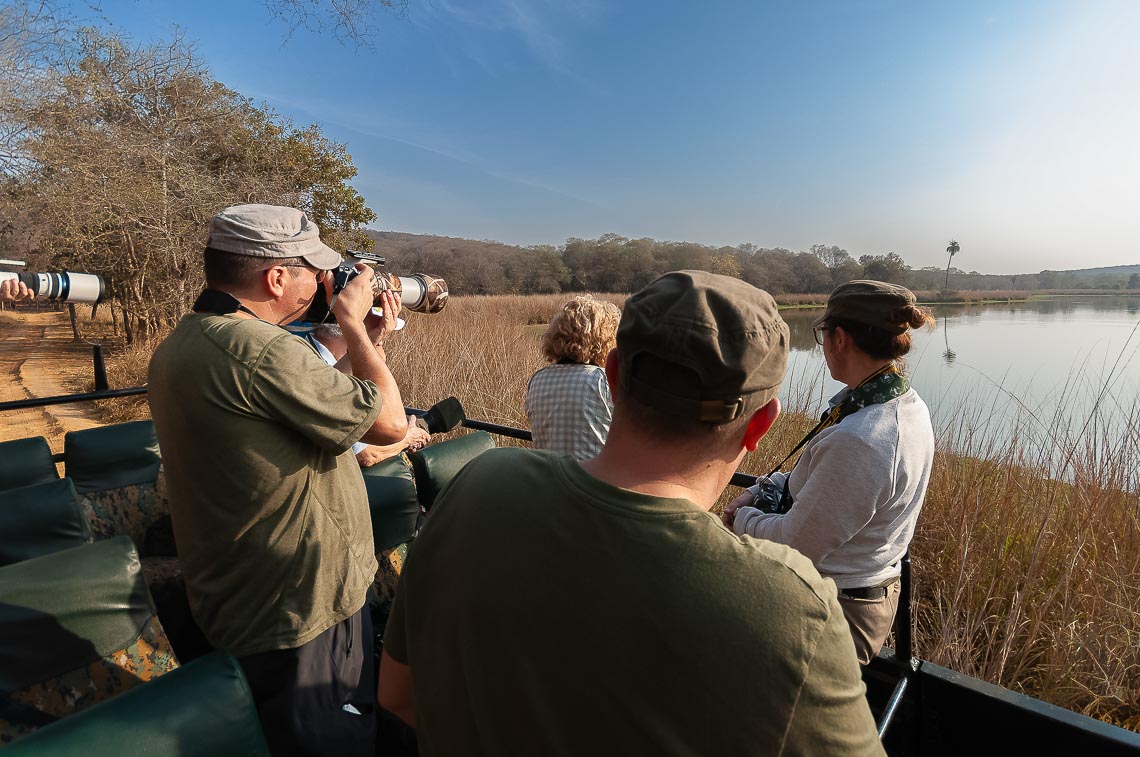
[944,240,960,292]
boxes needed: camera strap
[766,362,909,477]
[193,288,262,320]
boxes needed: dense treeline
[0,4,375,341]
[2,1,1135,332]
[372,232,1140,297]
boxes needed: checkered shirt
[524,363,613,461]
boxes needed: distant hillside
[1054,264,1140,280]
[362,229,1139,296]
[363,230,567,295]
[365,230,527,258]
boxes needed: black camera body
[752,477,792,514]
[302,250,448,324]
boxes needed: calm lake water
[779,295,1140,477]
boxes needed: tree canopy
[0,14,375,340]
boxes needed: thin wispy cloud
[419,0,606,89]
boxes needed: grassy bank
[59,292,1140,731]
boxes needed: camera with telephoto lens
[0,271,105,304]
[302,250,448,324]
[752,476,792,514]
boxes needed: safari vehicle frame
[1,347,1138,755]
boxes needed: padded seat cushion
[64,421,161,493]
[0,536,154,694]
[0,537,178,745]
[0,479,91,567]
[0,437,58,492]
[361,456,420,553]
[407,431,495,510]
[0,653,268,756]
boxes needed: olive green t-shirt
[148,313,381,656]
[385,448,884,756]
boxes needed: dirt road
[0,310,103,450]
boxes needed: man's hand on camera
[0,278,34,302]
[721,490,755,530]
[330,263,376,327]
[364,291,401,346]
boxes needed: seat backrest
[64,421,166,546]
[0,478,91,568]
[0,653,268,756]
[361,456,421,634]
[407,431,495,511]
[361,456,421,554]
[0,437,58,492]
[0,536,178,745]
[64,421,161,493]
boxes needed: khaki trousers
[837,579,901,665]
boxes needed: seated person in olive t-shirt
[379,271,885,757]
[148,205,409,757]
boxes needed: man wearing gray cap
[149,204,408,756]
[378,271,883,755]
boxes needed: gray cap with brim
[813,280,917,335]
[617,270,789,423]
[207,204,342,270]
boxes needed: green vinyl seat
[0,653,268,757]
[0,536,178,746]
[0,436,58,492]
[361,455,421,554]
[64,421,166,546]
[407,431,495,511]
[0,478,92,567]
[360,455,422,634]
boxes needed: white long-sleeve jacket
[735,388,934,590]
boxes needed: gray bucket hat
[207,204,342,270]
[617,271,789,422]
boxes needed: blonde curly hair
[542,295,621,366]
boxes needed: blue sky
[85,0,1140,274]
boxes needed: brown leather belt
[840,586,888,600]
[839,578,900,600]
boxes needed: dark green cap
[814,280,917,335]
[617,271,788,423]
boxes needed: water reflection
[778,295,1140,474]
[941,318,955,365]
[784,312,820,352]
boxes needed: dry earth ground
[0,310,103,452]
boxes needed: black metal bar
[404,406,535,442]
[91,344,109,391]
[6,391,761,487]
[877,672,909,739]
[897,550,913,661]
[461,418,533,441]
[0,386,148,411]
[730,471,760,489]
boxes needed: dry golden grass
[98,292,1139,731]
[911,398,1140,730]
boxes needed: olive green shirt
[385,448,884,756]
[148,313,381,656]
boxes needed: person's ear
[603,348,619,393]
[832,325,848,351]
[264,265,289,298]
[742,397,780,451]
